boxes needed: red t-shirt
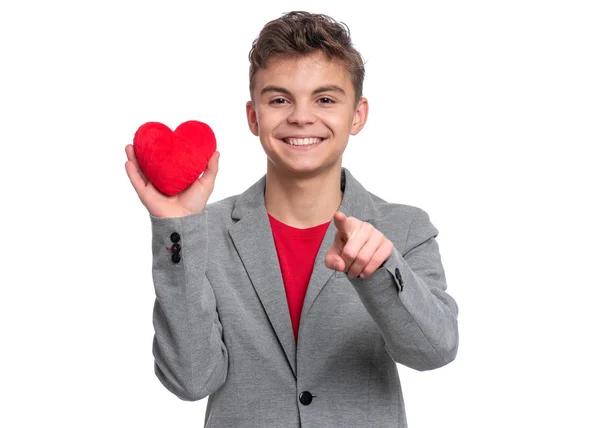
[268,213,331,343]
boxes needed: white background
[1,0,598,427]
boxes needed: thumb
[325,248,346,272]
[198,150,219,186]
[332,256,346,272]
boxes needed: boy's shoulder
[366,190,439,247]
[367,190,427,221]
[205,194,238,219]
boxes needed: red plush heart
[133,120,217,196]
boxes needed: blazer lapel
[228,167,378,379]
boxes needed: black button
[171,243,181,253]
[172,253,181,263]
[299,391,313,405]
[170,232,180,243]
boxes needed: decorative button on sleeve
[169,232,182,263]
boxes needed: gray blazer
[149,167,459,428]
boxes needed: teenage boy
[125,11,459,428]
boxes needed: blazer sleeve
[149,210,228,400]
[348,208,459,371]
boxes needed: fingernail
[359,273,365,278]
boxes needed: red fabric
[133,120,216,196]
[268,213,331,343]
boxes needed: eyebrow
[260,85,346,97]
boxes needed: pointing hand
[324,211,394,279]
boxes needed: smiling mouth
[282,137,325,146]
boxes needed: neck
[264,161,344,229]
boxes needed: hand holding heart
[125,120,219,218]
[325,212,394,279]
[124,145,220,219]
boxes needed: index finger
[333,211,354,239]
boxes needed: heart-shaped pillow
[133,120,217,196]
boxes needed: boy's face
[246,51,368,177]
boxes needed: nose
[287,101,316,125]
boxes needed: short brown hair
[248,11,365,106]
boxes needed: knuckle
[355,255,369,266]
[342,247,356,259]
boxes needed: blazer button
[171,243,181,253]
[299,391,313,405]
[170,232,181,243]
[171,253,181,263]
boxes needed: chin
[273,157,340,178]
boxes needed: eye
[318,97,335,104]
[269,97,288,105]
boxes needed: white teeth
[284,137,324,146]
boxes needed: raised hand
[324,211,394,279]
[124,144,220,218]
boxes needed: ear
[246,100,259,136]
[350,97,369,136]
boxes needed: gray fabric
[149,167,459,427]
